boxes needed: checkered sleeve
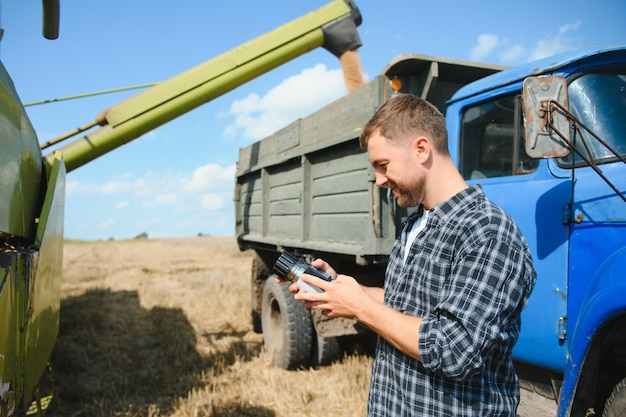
[418,214,530,381]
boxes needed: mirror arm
[546,100,626,203]
[548,100,626,164]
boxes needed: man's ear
[412,136,431,161]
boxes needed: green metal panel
[0,61,43,239]
[0,55,47,414]
[0,153,64,414]
[0,251,18,416]
[0,152,65,413]
[23,151,65,409]
[268,160,303,239]
[235,171,264,236]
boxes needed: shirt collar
[402,184,485,228]
[428,184,485,224]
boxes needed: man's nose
[375,172,388,188]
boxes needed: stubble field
[46,237,372,417]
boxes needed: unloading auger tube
[43,0,362,174]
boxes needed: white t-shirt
[404,209,429,264]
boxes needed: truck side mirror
[522,75,570,158]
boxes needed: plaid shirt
[367,185,536,417]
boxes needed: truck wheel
[261,277,313,369]
[603,377,626,417]
[251,254,271,333]
[311,333,342,367]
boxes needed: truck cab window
[558,70,626,168]
[459,95,537,180]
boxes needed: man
[287,94,536,416]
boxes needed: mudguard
[558,247,626,416]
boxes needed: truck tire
[311,333,342,367]
[603,377,626,417]
[251,254,271,333]
[261,277,313,370]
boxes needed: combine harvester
[0,0,363,413]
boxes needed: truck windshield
[558,70,626,167]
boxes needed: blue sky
[2,0,625,240]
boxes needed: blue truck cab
[446,45,626,416]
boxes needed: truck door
[453,93,570,372]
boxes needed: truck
[235,46,626,416]
[0,0,364,414]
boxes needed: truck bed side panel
[235,77,399,257]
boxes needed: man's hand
[294,272,368,319]
[278,258,337,294]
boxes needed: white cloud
[186,163,236,192]
[114,200,129,210]
[470,34,504,62]
[143,192,178,208]
[65,180,97,197]
[499,45,526,64]
[559,20,582,36]
[200,193,224,210]
[98,218,115,230]
[224,63,346,141]
[529,20,581,61]
[101,178,135,195]
[469,20,582,65]
[68,162,235,226]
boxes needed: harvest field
[46,237,372,417]
[46,237,552,416]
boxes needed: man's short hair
[359,94,449,155]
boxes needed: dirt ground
[45,236,555,416]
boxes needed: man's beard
[390,175,425,208]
